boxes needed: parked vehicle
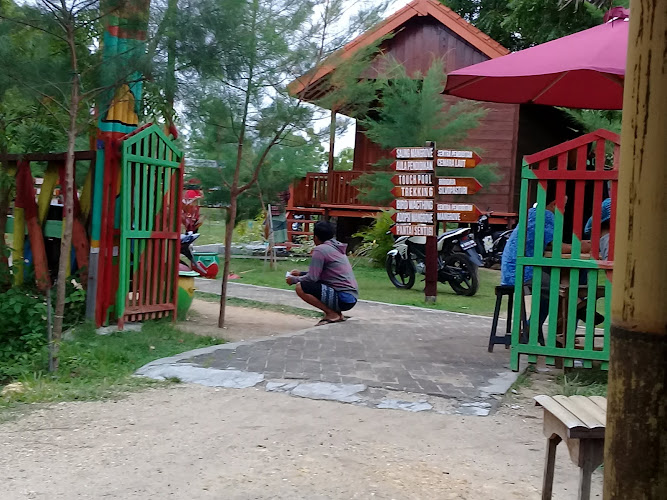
[385,226,481,296]
[470,213,512,268]
[180,232,209,276]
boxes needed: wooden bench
[534,395,607,500]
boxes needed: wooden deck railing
[291,171,364,207]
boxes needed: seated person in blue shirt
[501,187,591,344]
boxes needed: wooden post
[424,141,437,303]
[604,2,667,498]
[326,108,337,208]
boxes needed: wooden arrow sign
[391,199,434,211]
[391,147,434,159]
[436,177,483,196]
[436,150,482,168]
[392,160,434,172]
[391,186,434,198]
[391,173,433,186]
[436,203,483,223]
[390,224,435,237]
[391,211,434,224]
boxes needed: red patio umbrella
[443,8,629,110]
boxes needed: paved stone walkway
[138,280,519,415]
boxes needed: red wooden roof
[288,0,509,97]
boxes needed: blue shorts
[300,282,357,312]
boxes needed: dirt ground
[0,380,602,500]
[179,299,316,342]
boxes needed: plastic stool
[488,285,528,352]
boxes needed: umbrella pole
[604,2,667,498]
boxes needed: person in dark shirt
[286,221,359,325]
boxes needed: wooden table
[535,395,607,500]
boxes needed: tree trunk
[603,1,667,498]
[217,0,258,328]
[50,24,80,372]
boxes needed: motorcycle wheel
[444,253,479,296]
[386,254,416,289]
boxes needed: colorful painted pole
[86,0,151,325]
[604,1,667,497]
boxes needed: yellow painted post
[12,207,25,286]
[603,1,667,498]
[37,163,59,225]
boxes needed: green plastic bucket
[192,251,220,279]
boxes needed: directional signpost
[436,203,483,223]
[436,177,482,196]
[390,146,438,301]
[390,143,485,303]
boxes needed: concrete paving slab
[138,282,521,415]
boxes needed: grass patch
[195,207,227,245]
[195,291,322,319]
[553,368,608,397]
[0,321,222,413]
[224,257,499,316]
[509,365,536,393]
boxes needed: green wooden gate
[116,124,184,328]
[510,130,620,371]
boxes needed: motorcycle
[179,232,211,277]
[385,226,482,296]
[470,213,512,268]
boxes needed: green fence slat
[546,267,561,349]
[566,268,580,353]
[584,269,599,352]
[545,356,555,366]
[529,267,542,345]
[142,160,148,232]
[511,177,530,371]
[528,354,538,364]
[148,162,155,232]
[133,159,140,230]
[564,358,574,368]
[533,183,548,259]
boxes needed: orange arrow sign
[436,150,482,168]
[391,186,434,198]
[436,177,483,196]
[391,173,433,186]
[390,147,434,159]
[391,212,434,224]
[391,199,434,211]
[390,224,435,237]
[436,203,483,223]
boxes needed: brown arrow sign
[436,203,483,223]
[391,186,434,198]
[391,199,434,211]
[391,212,434,224]
[436,177,483,196]
[390,224,435,237]
[391,173,433,186]
[436,150,482,168]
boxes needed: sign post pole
[424,142,438,304]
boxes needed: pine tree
[355,58,492,206]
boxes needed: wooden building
[287,0,575,241]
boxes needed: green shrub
[233,212,266,243]
[353,211,395,267]
[0,288,48,381]
[0,279,87,382]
